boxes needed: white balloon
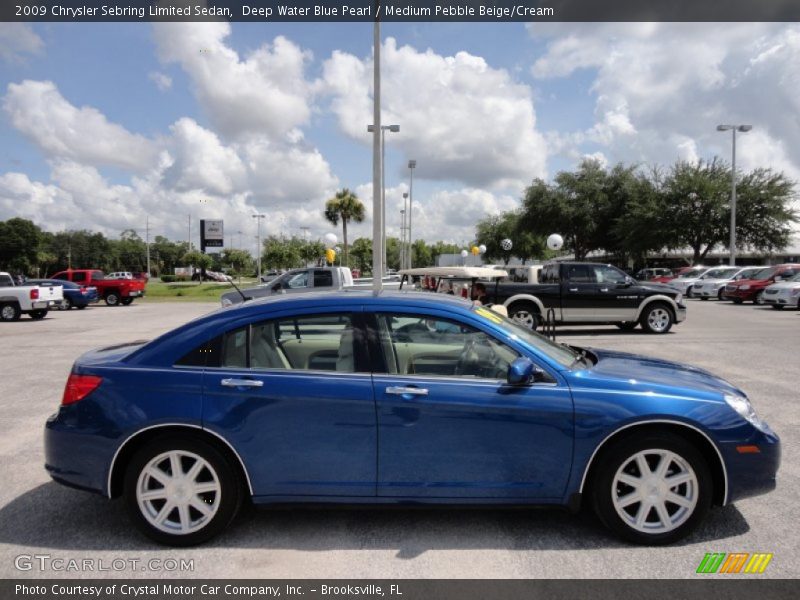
[547,233,564,250]
[323,233,338,249]
[478,244,487,254]
[460,249,469,258]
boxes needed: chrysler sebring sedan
[45,292,779,546]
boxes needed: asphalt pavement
[0,298,797,579]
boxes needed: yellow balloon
[471,246,480,255]
[325,248,336,263]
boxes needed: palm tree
[324,188,365,267]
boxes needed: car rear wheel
[59,297,72,310]
[640,303,673,334]
[121,298,134,306]
[124,435,243,546]
[507,302,540,330]
[105,292,120,306]
[754,291,765,305]
[29,309,47,320]
[591,432,711,545]
[0,302,21,321]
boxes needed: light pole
[402,191,409,269]
[407,159,416,268]
[252,213,265,281]
[717,124,752,265]
[400,208,406,270]
[367,123,400,273]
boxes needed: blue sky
[1,21,798,250]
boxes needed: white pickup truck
[0,272,64,321]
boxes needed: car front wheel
[105,292,120,306]
[754,291,765,305]
[0,302,21,321]
[507,302,540,330]
[29,309,48,320]
[640,303,673,334]
[124,435,243,546]
[591,432,711,545]
[121,298,134,306]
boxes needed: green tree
[182,250,212,279]
[475,212,517,264]
[220,248,253,277]
[349,237,373,275]
[262,236,302,270]
[0,218,42,274]
[411,239,432,268]
[733,168,798,255]
[324,188,366,267]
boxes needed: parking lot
[0,298,797,579]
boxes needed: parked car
[0,271,64,321]
[650,266,695,284]
[761,273,800,309]
[722,264,800,305]
[665,266,715,297]
[221,267,359,307]
[52,269,146,306]
[692,267,764,301]
[634,267,674,281]
[106,272,134,280]
[45,291,779,546]
[26,279,99,310]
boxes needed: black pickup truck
[487,261,687,333]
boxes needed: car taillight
[62,374,102,406]
[80,286,88,293]
[29,289,39,300]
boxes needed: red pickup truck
[52,269,146,306]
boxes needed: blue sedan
[27,278,99,310]
[45,292,779,546]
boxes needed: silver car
[762,273,800,309]
[667,266,713,297]
[692,266,763,301]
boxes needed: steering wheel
[454,337,479,376]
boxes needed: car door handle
[386,386,429,396]
[221,378,264,388]
[599,288,609,292]
[568,287,579,292]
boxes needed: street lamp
[717,124,752,265]
[400,208,406,270]
[407,159,416,268]
[252,213,265,281]
[367,123,400,272]
[402,191,409,269]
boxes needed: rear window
[0,274,14,287]
[91,271,104,281]
[71,272,87,283]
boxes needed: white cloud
[0,24,43,63]
[321,38,548,189]
[2,80,159,172]
[528,23,800,182]
[148,71,172,91]
[152,23,313,140]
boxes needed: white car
[692,266,764,300]
[667,266,713,297]
[762,273,800,309]
[106,271,134,280]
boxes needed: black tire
[686,286,694,298]
[77,304,87,310]
[105,292,120,306]
[0,302,22,321]
[699,297,708,301]
[732,298,743,304]
[590,432,712,545]
[754,291,765,305]
[60,297,73,311]
[717,288,725,301]
[771,305,783,310]
[29,309,48,320]
[616,322,638,331]
[507,302,540,330]
[639,302,674,334]
[121,298,134,306]
[123,434,243,546]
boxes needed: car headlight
[674,292,683,304]
[724,393,767,431]
[740,284,750,290]
[221,298,233,307]
[791,289,800,297]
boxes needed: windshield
[471,306,578,368]
[702,267,739,279]
[753,267,778,280]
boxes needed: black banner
[3,580,799,600]
[2,0,800,23]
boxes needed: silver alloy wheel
[136,450,222,535]
[647,307,671,332]
[611,449,698,534]
[511,309,535,329]
[1,305,15,320]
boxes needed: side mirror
[507,357,534,385]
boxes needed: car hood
[766,281,800,291]
[566,348,742,401]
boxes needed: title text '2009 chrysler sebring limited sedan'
[45,292,779,546]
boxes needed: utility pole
[188,214,192,251]
[252,213,266,281]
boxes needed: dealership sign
[201,220,223,251]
